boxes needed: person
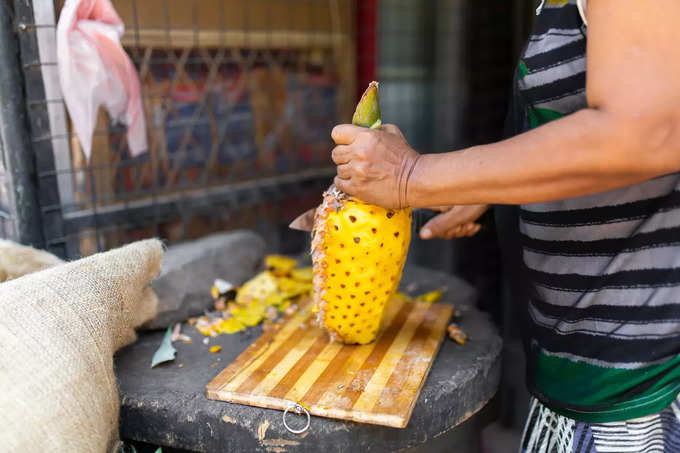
[330,0,680,451]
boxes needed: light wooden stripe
[302,304,413,407]
[314,300,406,408]
[268,334,331,399]
[283,341,344,402]
[326,302,415,408]
[372,304,450,418]
[252,328,323,395]
[222,308,315,392]
[351,302,429,412]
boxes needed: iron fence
[0,0,531,262]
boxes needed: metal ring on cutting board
[283,403,311,434]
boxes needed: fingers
[331,124,363,145]
[334,175,351,194]
[420,208,483,240]
[331,145,352,165]
[336,163,352,179]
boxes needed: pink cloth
[57,0,147,159]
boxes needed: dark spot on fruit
[370,277,374,282]
[350,323,355,327]
[368,309,373,313]
[364,291,370,295]
[385,290,389,295]
[360,302,365,306]
[346,305,351,309]
[350,295,355,299]
[335,259,341,264]
[351,256,355,260]
[337,295,342,300]
[387,211,394,218]
[331,273,335,277]
[356,329,362,334]
[330,315,335,319]
[340,243,344,248]
[349,215,357,222]
[373,296,377,301]
[340,284,345,288]
[370,210,374,214]
[343,315,347,319]
[380,243,384,247]
[334,225,339,230]
[354,313,359,317]
[372,228,377,234]
[354,237,360,243]
[324,246,328,250]
[355,282,360,287]
[394,232,399,237]
[345,271,350,276]
[390,276,395,281]
[334,305,339,309]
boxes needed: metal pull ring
[283,403,311,434]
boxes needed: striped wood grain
[206,297,453,428]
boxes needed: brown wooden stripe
[236,325,314,394]
[207,298,315,394]
[267,333,331,399]
[300,342,356,405]
[372,305,440,412]
[333,301,416,409]
[374,304,452,418]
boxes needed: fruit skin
[312,188,412,344]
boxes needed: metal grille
[1,0,532,264]
[9,0,354,258]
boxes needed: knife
[288,208,317,232]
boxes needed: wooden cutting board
[206,297,453,428]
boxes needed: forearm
[408,108,680,207]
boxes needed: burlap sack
[0,239,162,452]
[0,239,64,282]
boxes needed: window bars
[5,0,354,258]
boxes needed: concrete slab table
[115,265,502,452]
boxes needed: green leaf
[151,327,176,368]
[352,82,381,128]
[154,448,162,453]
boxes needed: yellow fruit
[265,254,297,276]
[236,271,278,304]
[290,266,313,282]
[311,81,412,345]
[312,189,411,344]
[415,288,443,304]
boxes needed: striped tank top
[516,0,680,423]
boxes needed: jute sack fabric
[0,239,162,452]
[0,239,64,282]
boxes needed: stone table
[115,265,502,452]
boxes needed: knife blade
[288,208,316,232]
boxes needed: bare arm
[332,0,680,209]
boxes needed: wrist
[405,153,436,208]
